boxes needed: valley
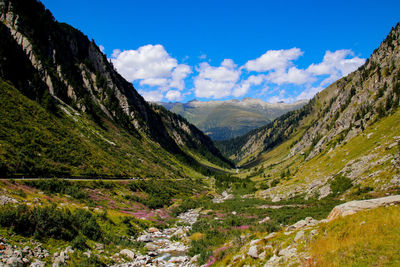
[0,0,399,266]
[159,98,306,141]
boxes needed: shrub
[72,209,102,241]
[71,234,88,250]
[330,175,353,196]
[0,204,103,242]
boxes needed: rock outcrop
[327,195,400,221]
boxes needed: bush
[0,204,76,240]
[71,234,87,250]
[72,209,102,241]
[330,175,353,196]
[0,204,102,242]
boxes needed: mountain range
[218,22,400,201]
[158,98,306,140]
[0,0,232,178]
[0,0,399,266]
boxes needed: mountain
[218,23,400,201]
[0,0,233,178]
[158,98,307,140]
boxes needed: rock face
[0,0,232,178]
[219,23,400,190]
[327,195,400,221]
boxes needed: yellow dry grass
[310,205,400,266]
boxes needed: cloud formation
[110,45,365,102]
[194,59,240,98]
[307,49,365,85]
[244,48,303,72]
[111,44,191,96]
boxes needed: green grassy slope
[0,79,211,178]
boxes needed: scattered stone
[119,249,136,260]
[94,243,104,250]
[318,184,331,200]
[148,227,159,233]
[0,195,18,205]
[30,259,45,267]
[247,245,259,258]
[271,196,281,202]
[264,232,277,240]
[258,216,271,224]
[137,234,152,242]
[278,246,297,258]
[212,191,234,203]
[391,175,400,185]
[294,230,305,242]
[249,239,260,246]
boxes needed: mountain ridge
[158,98,307,140]
[0,0,233,178]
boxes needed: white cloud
[99,45,105,53]
[232,75,265,97]
[165,90,182,101]
[169,64,192,90]
[266,67,315,85]
[194,59,241,99]
[111,44,191,101]
[111,44,177,84]
[138,89,164,102]
[307,49,365,86]
[244,48,303,72]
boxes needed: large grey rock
[247,245,259,258]
[6,257,23,267]
[119,249,136,260]
[30,259,45,267]
[278,246,297,258]
[0,195,18,205]
[294,230,305,242]
[328,195,400,221]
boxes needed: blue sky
[41,0,400,103]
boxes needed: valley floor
[0,177,399,266]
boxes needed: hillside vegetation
[160,98,306,140]
[218,23,400,202]
[0,0,233,178]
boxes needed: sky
[41,0,400,103]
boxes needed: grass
[310,205,400,266]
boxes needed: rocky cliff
[220,23,400,164]
[0,0,232,177]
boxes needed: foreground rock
[327,195,400,221]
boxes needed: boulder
[258,216,271,224]
[0,195,18,205]
[137,234,152,242]
[119,249,136,260]
[247,245,259,258]
[148,227,159,233]
[294,230,305,242]
[6,257,23,267]
[271,196,281,203]
[327,195,400,221]
[30,259,45,267]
